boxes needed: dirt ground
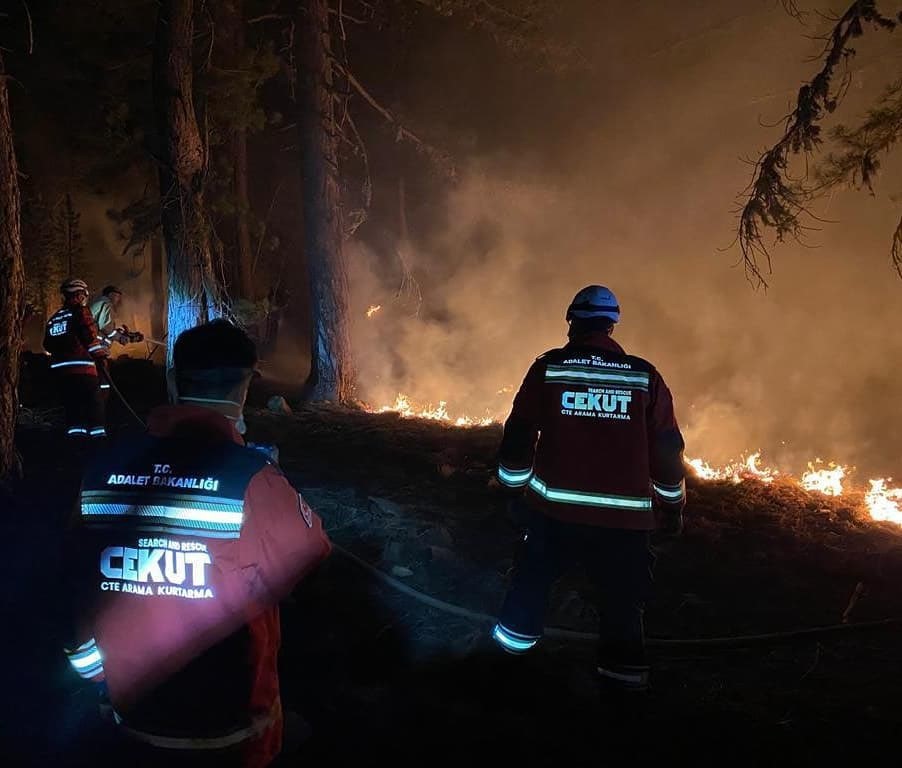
[4,356,902,766]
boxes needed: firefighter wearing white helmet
[491,284,686,703]
[43,278,111,440]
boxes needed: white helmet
[60,277,89,295]
[566,285,620,324]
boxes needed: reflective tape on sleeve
[652,480,686,501]
[492,624,539,654]
[497,464,533,488]
[65,638,104,679]
[51,360,95,369]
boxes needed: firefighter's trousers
[56,372,106,438]
[497,503,655,687]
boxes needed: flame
[366,395,902,526]
[376,392,495,427]
[688,453,902,526]
[366,304,382,318]
[865,479,902,525]
[800,460,846,496]
[686,452,777,484]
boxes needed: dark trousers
[57,373,106,437]
[498,504,654,674]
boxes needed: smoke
[348,2,902,479]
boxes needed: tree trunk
[214,0,255,301]
[0,51,26,479]
[234,129,254,300]
[153,0,219,366]
[297,0,353,402]
[150,233,166,341]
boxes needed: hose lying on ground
[332,542,902,650]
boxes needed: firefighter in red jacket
[62,320,332,767]
[43,278,111,439]
[492,285,686,695]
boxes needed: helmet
[566,285,620,323]
[102,285,122,297]
[60,278,89,295]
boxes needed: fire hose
[98,366,147,430]
[330,542,902,650]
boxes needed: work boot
[597,665,650,730]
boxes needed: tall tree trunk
[150,233,166,341]
[0,50,26,479]
[234,128,254,299]
[297,0,353,402]
[153,0,219,365]
[213,0,254,301]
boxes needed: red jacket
[43,300,108,376]
[497,332,685,529]
[63,406,332,767]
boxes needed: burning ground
[7,359,902,764]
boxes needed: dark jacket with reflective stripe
[63,406,331,766]
[497,332,685,529]
[43,300,107,376]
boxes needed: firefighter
[491,285,686,697]
[43,278,111,439]
[90,285,124,344]
[61,319,332,767]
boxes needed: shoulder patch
[298,493,314,528]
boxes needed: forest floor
[4,356,902,766]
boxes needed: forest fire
[375,393,495,427]
[370,396,902,526]
[366,304,382,318]
[687,453,902,526]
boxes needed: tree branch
[736,0,896,287]
[247,13,289,24]
[21,1,33,54]
[891,211,902,277]
[332,60,454,174]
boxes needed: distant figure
[90,285,123,341]
[90,284,141,346]
[62,320,332,767]
[492,285,686,699]
[43,278,111,439]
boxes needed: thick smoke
[349,2,902,479]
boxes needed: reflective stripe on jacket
[44,302,107,376]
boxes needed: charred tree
[0,50,26,479]
[297,0,353,402]
[153,0,220,364]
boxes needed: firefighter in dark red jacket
[492,285,686,694]
[43,278,111,439]
[62,320,332,767]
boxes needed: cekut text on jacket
[496,332,686,529]
[62,405,332,767]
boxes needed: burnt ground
[4,356,902,766]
